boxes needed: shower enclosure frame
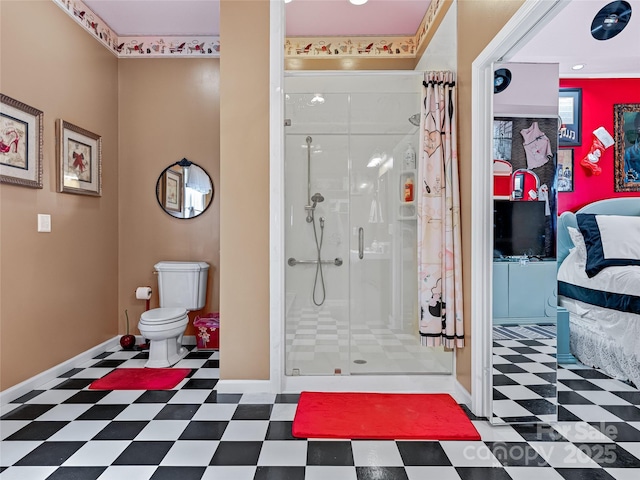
[280,70,457,389]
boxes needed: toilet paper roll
[135,286,152,300]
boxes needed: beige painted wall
[455,0,525,392]
[0,0,119,389]
[118,59,220,338]
[0,0,529,392]
[219,0,271,380]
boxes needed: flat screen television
[493,200,547,258]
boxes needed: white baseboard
[216,375,467,402]
[215,380,276,394]
[282,373,459,396]
[0,337,120,406]
[455,379,473,409]
[1,335,199,406]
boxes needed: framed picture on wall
[614,103,640,192]
[558,88,582,147]
[57,119,102,196]
[0,94,43,188]
[163,168,183,212]
[557,149,574,192]
[493,120,513,161]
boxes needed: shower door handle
[358,227,364,259]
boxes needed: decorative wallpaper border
[116,37,220,57]
[53,0,448,61]
[52,0,221,58]
[415,0,446,52]
[285,36,416,58]
[284,0,449,60]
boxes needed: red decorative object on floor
[292,392,481,440]
[89,368,191,390]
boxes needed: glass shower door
[348,92,436,374]
[284,91,351,376]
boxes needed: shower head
[305,193,324,223]
[311,193,324,207]
[409,113,421,127]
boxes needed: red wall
[558,78,640,213]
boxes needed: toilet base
[144,335,188,368]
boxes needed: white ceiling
[84,0,221,36]
[82,0,640,77]
[510,0,640,77]
[284,0,431,36]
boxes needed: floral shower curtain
[417,71,464,348]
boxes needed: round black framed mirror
[156,158,214,219]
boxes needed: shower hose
[311,214,326,306]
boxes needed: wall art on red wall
[614,103,640,192]
[557,149,574,193]
[559,88,582,147]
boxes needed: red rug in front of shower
[292,392,480,440]
[89,368,191,390]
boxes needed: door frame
[470,0,569,417]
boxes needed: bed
[557,197,640,387]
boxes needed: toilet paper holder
[135,286,152,312]
[135,286,153,299]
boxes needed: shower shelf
[398,201,416,220]
[399,170,416,220]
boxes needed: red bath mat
[292,392,481,440]
[89,368,191,390]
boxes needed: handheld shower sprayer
[305,193,324,223]
[311,193,324,208]
[301,133,328,306]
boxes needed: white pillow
[567,226,587,263]
[577,213,640,277]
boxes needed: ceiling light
[284,0,293,4]
[349,0,369,5]
[571,64,585,70]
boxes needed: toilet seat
[140,307,188,326]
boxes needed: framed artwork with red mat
[89,368,191,390]
[292,392,480,441]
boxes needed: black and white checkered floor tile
[492,338,558,424]
[286,308,451,375]
[1,346,639,480]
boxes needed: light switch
[37,214,51,232]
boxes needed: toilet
[138,261,209,368]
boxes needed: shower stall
[284,73,453,377]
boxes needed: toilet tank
[155,261,209,310]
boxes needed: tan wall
[455,0,525,392]
[0,0,528,391]
[219,0,270,380]
[0,0,119,389]
[118,59,220,337]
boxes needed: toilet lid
[140,307,188,325]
